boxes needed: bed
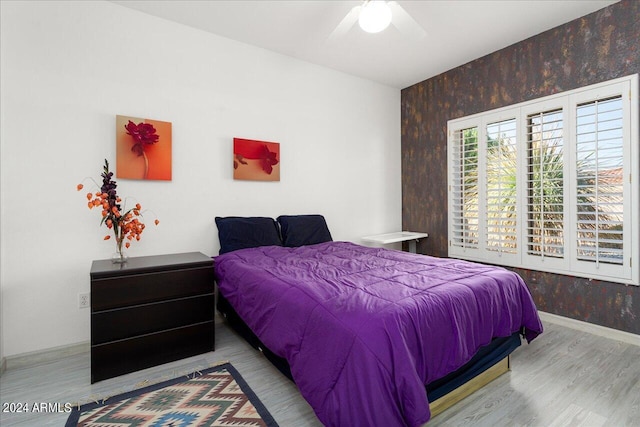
[214,215,543,427]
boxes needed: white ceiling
[112,0,618,89]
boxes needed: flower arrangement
[77,159,158,263]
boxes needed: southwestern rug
[65,362,279,427]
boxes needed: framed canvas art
[233,138,280,181]
[116,115,172,180]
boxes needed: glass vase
[111,250,129,264]
[111,237,128,264]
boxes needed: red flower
[125,120,159,156]
[258,144,279,175]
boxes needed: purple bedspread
[215,242,543,427]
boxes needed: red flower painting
[233,138,280,181]
[116,115,172,180]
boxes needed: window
[485,117,518,257]
[575,96,624,265]
[450,125,479,251]
[526,108,564,260]
[448,75,639,285]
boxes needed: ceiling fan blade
[327,5,361,42]
[388,1,427,39]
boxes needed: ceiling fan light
[358,1,392,34]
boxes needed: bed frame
[217,293,520,417]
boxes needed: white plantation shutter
[450,125,480,252]
[526,109,565,259]
[447,74,638,285]
[485,118,518,257]
[575,96,624,265]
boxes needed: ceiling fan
[329,0,426,40]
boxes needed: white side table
[362,231,429,253]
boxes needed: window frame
[519,97,570,272]
[482,110,520,266]
[447,74,639,285]
[449,117,482,258]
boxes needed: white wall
[0,1,401,357]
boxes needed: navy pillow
[277,215,333,247]
[215,216,282,254]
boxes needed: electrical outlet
[78,293,90,309]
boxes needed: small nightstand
[90,252,215,383]
[362,231,429,253]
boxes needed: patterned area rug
[65,362,279,427]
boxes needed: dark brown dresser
[90,252,215,383]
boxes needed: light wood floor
[0,314,638,426]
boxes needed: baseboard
[0,356,6,376]
[538,311,640,347]
[5,341,90,371]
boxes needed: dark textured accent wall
[401,0,639,335]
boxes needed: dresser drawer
[92,294,214,345]
[91,266,214,311]
[91,322,215,383]
[90,252,216,383]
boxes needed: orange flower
[79,159,159,257]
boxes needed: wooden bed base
[430,355,510,417]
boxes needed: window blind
[447,74,638,285]
[575,96,624,265]
[526,109,564,259]
[485,118,518,255]
[450,127,479,250]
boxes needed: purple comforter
[215,242,543,427]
